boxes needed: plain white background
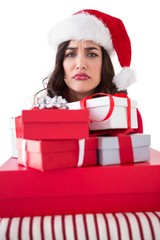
[0,0,159,166]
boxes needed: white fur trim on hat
[113,67,136,90]
[48,13,114,54]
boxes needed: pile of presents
[1,93,160,218]
[11,93,150,171]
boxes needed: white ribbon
[77,139,85,167]
[21,139,27,166]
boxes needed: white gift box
[98,134,151,165]
[67,95,138,130]
[9,117,18,158]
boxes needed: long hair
[36,40,127,103]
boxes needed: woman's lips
[74,73,90,80]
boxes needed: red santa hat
[48,9,136,90]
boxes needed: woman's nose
[76,65,86,70]
[76,55,86,70]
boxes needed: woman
[44,39,127,102]
[35,9,143,133]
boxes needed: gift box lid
[0,148,160,200]
[98,134,151,150]
[21,109,89,123]
[67,95,137,109]
[16,137,98,153]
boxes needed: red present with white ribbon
[67,93,138,131]
[16,137,97,171]
[98,133,151,165]
[0,148,160,218]
[15,109,89,140]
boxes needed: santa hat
[48,9,136,90]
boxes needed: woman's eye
[65,52,76,58]
[87,52,97,57]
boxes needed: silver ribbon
[35,95,68,109]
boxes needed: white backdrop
[0,0,159,166]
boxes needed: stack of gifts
[67,93,151,166]
[11,93,151,170]
[14,96,98,171]
[2,92,160,218]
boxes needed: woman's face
[63,40,102,101]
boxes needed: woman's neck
[66,89,95,102]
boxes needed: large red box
[15,109,89,140]
[16,137,97,171]
[0,148,160,218]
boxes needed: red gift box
[16,137,98,171]
[15,109,89,140]
[0,148,160,218]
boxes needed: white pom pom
[113,67,136,90]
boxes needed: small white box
[98,134,151,165]
[9,117,18,158]
[67,96,138,130]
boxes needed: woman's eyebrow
[66,47,77,51]
[85,47,99,51]
[66,47,99,51]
